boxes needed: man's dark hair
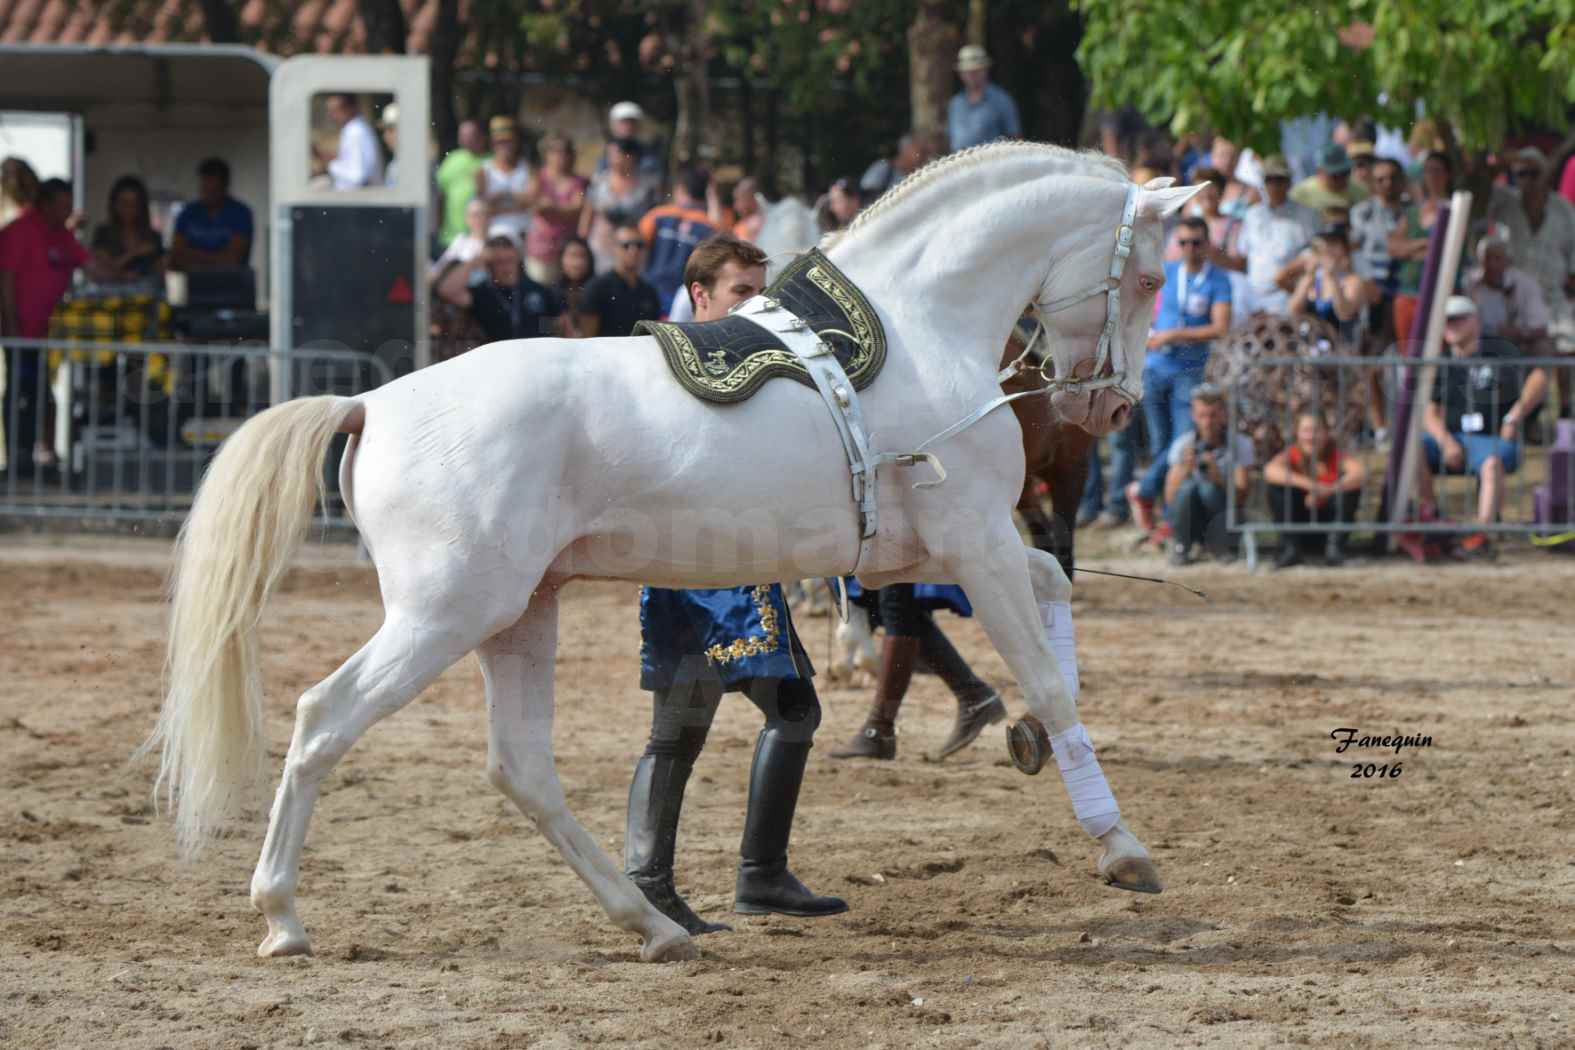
[197,157,231,185]
[37,177,71,204]
[1374,157,1404,177]
[1178,215,1208,238]
[684,234,768,293]
[329,92,359,109]
[485,234,520,253]
[677,167,710,203]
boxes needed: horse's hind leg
[251,613,482,957]
[478,589,698,963]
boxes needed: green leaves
[1074,0,1573,150]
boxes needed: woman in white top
[429,197,490,281]
[476,115,534,246]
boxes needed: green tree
[1074,0,1575,152]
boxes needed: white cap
[1444,295,1477,320]
[379,103,399,128]
[609,101,645,124]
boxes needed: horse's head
[1035,177,1208,435]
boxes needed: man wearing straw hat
[947,45,1021,153]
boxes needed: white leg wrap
[1039,601,1079,702]
[1051,723,1120,839]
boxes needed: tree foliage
[1074,0,1575,151]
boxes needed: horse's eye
[1138,276,1159,294]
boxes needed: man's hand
[1443,436,1466,471]
[1178,446,1197,473]
[1146,329,1172,349]
[1500,413,1521,442]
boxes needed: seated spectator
[429,197,490,281]
[1263,411,1367,568]
[1288,224,1378,344]
[555,236,596,336]
[1466,231,1550,351]
[1161,384,1256,565]
[313,93,382,190]
[435,234,563,343]
[1416,297,1550,560]
[1223,154,1319,316]
[90,175,164,284]
[732,176,766,242]
[477,116,534,247]
[597,101,666,179]
[0,178,89,472]
[639,168,718,309]
[1291,144,1369,215]
[1387,150,1454,344]
[577,225,663,337]
[815,176,863,234]
[170,158,253,271]
[1349,157,1408,292]
[581,138,661,274]
[1346,140,1377,196]
[525,132,588,286]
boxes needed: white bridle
[1001,182,1143,405]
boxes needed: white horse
[147,142,1202,963]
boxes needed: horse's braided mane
[843,141,1129,239]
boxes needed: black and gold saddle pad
[636,248,886,404]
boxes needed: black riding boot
[625,753,731,935]
[734,728,849,917]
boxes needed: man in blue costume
[627,235,848,934]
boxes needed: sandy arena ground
[3,533,1573,1049]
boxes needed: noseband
[1004,183,1142,405]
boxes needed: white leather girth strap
[732,295,936,576]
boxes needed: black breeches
[877,583,930,638]
[1266,483,1360,529]
[643,675,822,763]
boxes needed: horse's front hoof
[1099,853,1164,894]
[641,929,700,963]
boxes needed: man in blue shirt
[1126,216,1233,533]
[170,157,253,271]
[947,46,1021,153]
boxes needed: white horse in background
[756,195,826,282]
[147,142,1202,963]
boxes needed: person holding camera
[1162,384,1256,565]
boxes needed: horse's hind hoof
[1100,855,1164,894]
[257,929,313,957]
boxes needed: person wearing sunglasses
[575,224,664,338]
[1127,215,1234,544]
[1487,147,1575,417]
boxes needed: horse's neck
[828,173,1124,381]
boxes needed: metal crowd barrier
[1223,352,1575,567]
[1,339,392,527]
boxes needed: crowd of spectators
[4,42,1573,563]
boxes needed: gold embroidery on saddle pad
[636,248,887,404]
[704,584,783,665]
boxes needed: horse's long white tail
[146,395,359,857]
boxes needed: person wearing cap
[1222,153,1320,316]
[1290,143,1371,214]
[597,101,665,179]
[314,93,382,190]
[1487,146,1575,413]
[378,103,400,187]
[435,120,488,245]
[1160,383,1256,566]
[1346,140,1377,195]
[1466,231,1551,352]
[476,115,535,247]
[947,45,1021,153]
[1417,295,1550,559]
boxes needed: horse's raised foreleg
[478,589,697,963]
[949,529,1160,893]
[1023,545,1159,892]
[251,614,478,957]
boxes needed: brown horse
[1005,323,1098,579]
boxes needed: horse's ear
[1142,176,1177,190]
[1136,182,1208,219]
